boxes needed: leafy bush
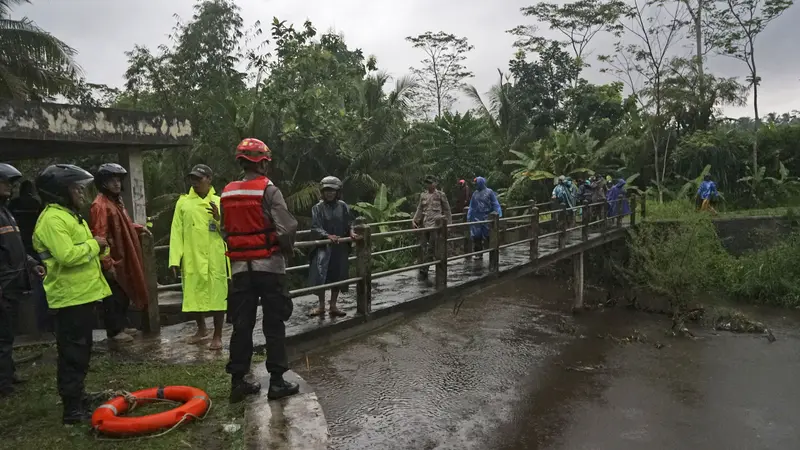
[626,217,730,326]
[727,235,800,307]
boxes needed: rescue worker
[412,175,452,280]
[33,164,111,424]
[467,177,502,256]
[168,164,228,350]
[90,163,149,343]
[221,138,299,403]
[0,163,45,397]
[308,176,356,318]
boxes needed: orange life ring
[91,386,210,436]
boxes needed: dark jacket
[0,204,36,295]
[8,194,41,257]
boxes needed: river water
[296,275,800,450]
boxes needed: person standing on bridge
[606,179,631,218]
[467,177,502,257]
[308,176,356,318]
[221,138,300,403]
[552,176,575,227]
[90,163,149,344]
[455,179,471,213]
[168,164,229,350]
[413,175,452,280]
[0,164,46,398]
[33,164,110,424]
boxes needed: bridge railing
[139,196,641,332]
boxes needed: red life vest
[220,176,280,261]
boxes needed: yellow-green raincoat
[33,203,112,309]
[168,187,229,312]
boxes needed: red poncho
[90,194,149,309]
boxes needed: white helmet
[320,176,342,191]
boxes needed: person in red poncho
[89,163,150,343]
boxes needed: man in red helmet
[220,138,300,403]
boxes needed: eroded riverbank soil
[295,274,800,450]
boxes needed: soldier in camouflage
[412,175,452,280]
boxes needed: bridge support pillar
[573,251,584,313]
[435,218,448,290]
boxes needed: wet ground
[297,275,800,450]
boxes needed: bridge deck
[123,224,629,359]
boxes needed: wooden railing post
[630,196,637,227]
[558,206,567,249]
[616,199,623,228]
[354,220,372,316]
[489,212,500,272]
[530,203,539,261]
[139,232,160,334]
[601,200,608,234]
[462,207,472,256]
[435,218,448,290]
[581,210,589,241]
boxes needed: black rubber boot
[230,377,261,404]
[62,398,91,425]
[267,377,300,400]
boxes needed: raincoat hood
[475,177,487,190]
[616,179,626,188]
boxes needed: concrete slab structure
[0,100,192,224]
[0,100,192,332]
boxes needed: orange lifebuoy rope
[91,386,211,437]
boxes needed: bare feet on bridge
[188,330,209,344]
[209,338,223,350]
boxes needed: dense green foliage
[628,214,800,311]
[4,0,799,244]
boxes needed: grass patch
[645,199,793,221]
[1,345,245,450]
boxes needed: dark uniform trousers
[0,290,24,392]
[54,302,94,402]
[102,278,130,337]
[225,271,292,379]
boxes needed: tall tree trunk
[695,0,704,100]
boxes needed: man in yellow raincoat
[168,164,229,350]
[33,164,111,424]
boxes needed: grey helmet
[320,176,343,191]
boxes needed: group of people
[0,138,305,425]
[551,174,631,224]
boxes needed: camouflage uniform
[413,189,452,275]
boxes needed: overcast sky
[16,0,800,118]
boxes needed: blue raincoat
[607,179,631,217]
[467,177,502,239]
[697,180,718,200]
[552,183,574,208]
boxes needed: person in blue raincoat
[552,175,574,226]
[696,174,719,214]
[606,179,631,218]
[467,177,502,255]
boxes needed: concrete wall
[710,216,796,256]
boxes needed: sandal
[308,307,325,317]
[329,308,347,317]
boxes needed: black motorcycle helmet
[36,164,94,206]
[94,163,128,191]
[0,163,22,182]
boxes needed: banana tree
[352,184,410,233]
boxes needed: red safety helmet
[235,138,271,162]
